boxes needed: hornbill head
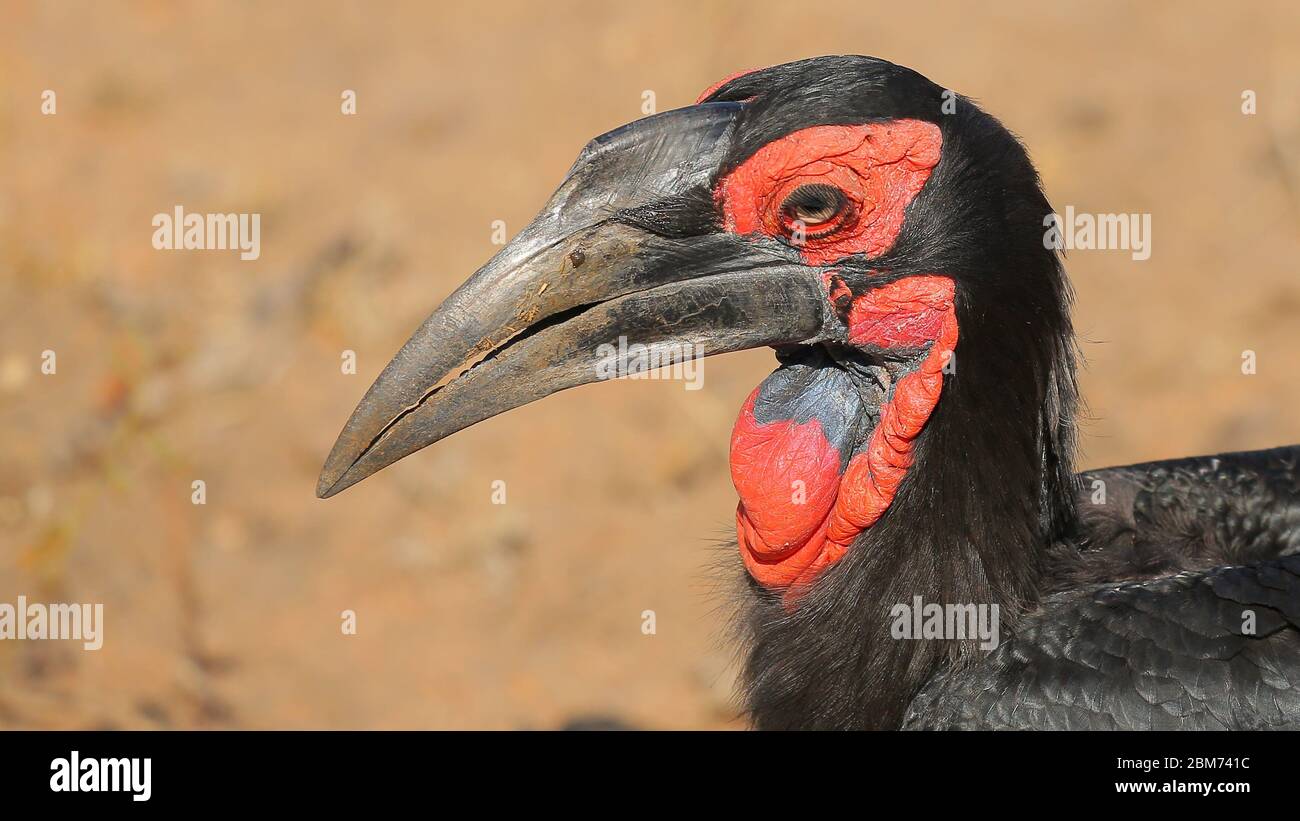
[319,56,1075,607]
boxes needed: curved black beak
[318,103,832,498]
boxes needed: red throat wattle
[731,277,956,604]
[712,110,953,605]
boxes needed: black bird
[318,56,1300,730]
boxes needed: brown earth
[0,0,1297,729]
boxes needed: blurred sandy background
[0,1,1297,729]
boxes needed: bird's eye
[779,184,853,240]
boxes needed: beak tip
[316,446,352,499]
[315,470,340,499]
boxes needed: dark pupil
[783,185,843,225]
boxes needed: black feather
[719,56,1300,730]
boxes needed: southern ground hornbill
[318,56,1300,730]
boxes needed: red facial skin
[732,277,957,604]
[714,111,953,605]
[718,121,941,265]
[829,276,957,548]
[694,68,760,104]
[730,393,844,576]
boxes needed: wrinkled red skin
[731,277,956,604]
[714,114,952,605]
[730,392,843,576]
[717,121,941,265]
[830,276,958,549]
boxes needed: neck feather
[734,302,1078,729]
